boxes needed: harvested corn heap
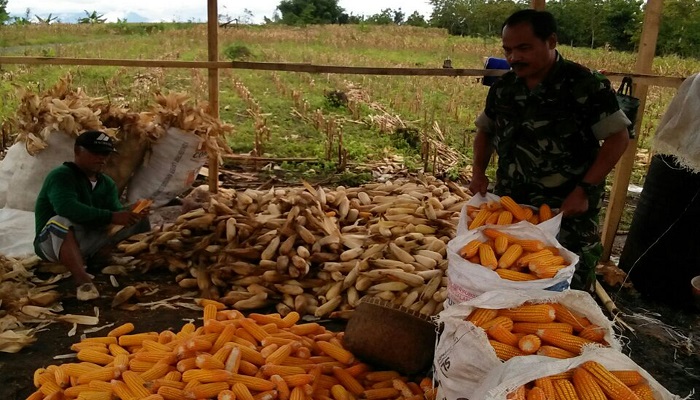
[26,300,437,400]
[465,196,556,229]
[115,178,470,318]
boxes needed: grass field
[1,22,699,226]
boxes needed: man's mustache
[510,62,527,69]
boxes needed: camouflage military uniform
[475,53,630,291]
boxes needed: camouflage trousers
[558,210,603,292]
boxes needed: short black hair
[502,9,557,42]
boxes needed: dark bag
[617,76,640,139]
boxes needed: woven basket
[343,297,437,375]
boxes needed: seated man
[34,130,150,301]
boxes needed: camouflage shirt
[475,52,630,209]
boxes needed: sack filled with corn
[446,222,578,304]
[456,192,561,237]
[469,346,685,400]
[433,289,619,400]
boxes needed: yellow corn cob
[176,358,196,373]
[261,336,296,348]
[113,354,130,372]
[271,374,291,400]
[232,382,256,400]
[489,340,524,361]
[76,390,113,400]
[123,370,153,398]
[332,366,364,396]
[515,250,554,267]
[512,322,574,335]
[65,384,94,398]
[111,379,136,400]
[39,380,62,396]
[213,343,234,366]
[479,243,498,269]
[289,385,306,400]
[363,388,400,399]
[610,370,645,386]
[203,304,219,322]
[497,211,514,225]
[331,384,349,400]
[579,325,606,343]
[485,210,502,225]
[63,363,100,378]
[157,385,189,400]
[254,389,279,400]
[281,373,315,387]
[553,379,580,400]
[154,379,186,391]
[187,382,230,399]
[521,207,534,221]
[196,354,226,370]
[295,346,311,359]
[515,239,546,252]
[164,371,182,381]
[467,255,481,264]
[134,351,177,365]
[82,337,118,345]
[481,316,514,331]
[528,215,540,224]
[316,341,354,365]
[182,369,231,383]
[551,303,591,332]
[265,343,293,365]
[530,264,566,279]
[54,366,70,388]
[229,374,277,391]
[529,255,566,268]
[219,389,236,400]
[573,367,608,400]
[494,235,509,255]
[261,364,307,377]
[239,360,259,376]
[290,323,322,336]
[497,244,524,269]
[119,333,158,348]
[108,343,130,357]
[534,378,556,400]
[159,330,177,345]
[500,196,527,221]
[630,383,655,400]
[459,239,482,259]
[580,361,640,400]
[76,367,121,385]
[280,312,301,328]
[508,385,526,400]
[536,330,594,355]
[211,324,237,354]
[87,380,113,392]
[526,386,548,400]
[231,344,264,366]
[371,380,394,389]
[487,324,520,347]
[496,269,537,281]
[140,361,171,382]
[536,345,578,359]
[466,308,499,327]
[498,304,556,323]
[197,298,227,310]
[261,343,280,359]
[107,322,135,338]
[539,204,553,222]
[25,390,44,400]
[517,334,541,354]
[77,349,115,366]
[469,209,492,230]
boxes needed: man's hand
[111,211,142,226]
[560,187,589,217]
[469,172,490,196]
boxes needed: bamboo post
[600,0,664,261]
[207,0,220,194]
[531,0,546,10]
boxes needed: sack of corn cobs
[469,346,683,400]
[456,193,562,237]
[433,289,619,400]
[446,222,578,305]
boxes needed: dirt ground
[1,188,699,400]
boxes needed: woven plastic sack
[433,289,619,400]
[446,221,577,305]
[470,346,685,400]
[0,143,26,208]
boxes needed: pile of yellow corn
[26,300,436,400]
[466,196,556,230]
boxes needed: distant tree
[276,0,344,25]
[656,0,700,57]
[599,0,642,51]
[0,0,10,25]
[393,8,405,24]
[365,9,394,25]
[35,13,59,24]
[78,10,106,24]
[405,11,428,27]
[11,8,32,25]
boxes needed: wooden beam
[207,0,219,194]
[531,0,546,10]
[601,0,664,261]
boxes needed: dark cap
[75,130,117,154]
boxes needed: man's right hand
[469,172,490,196]
[111,211,141,226]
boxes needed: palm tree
[35,13,59,24]
[78,10,106,24]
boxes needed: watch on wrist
[577,181,596,196]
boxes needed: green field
[1,22,698,205]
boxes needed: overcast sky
[7,0,434,23]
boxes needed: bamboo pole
[207,0,219,194]
[531,0,546,10]
[0,57,685,88]
[601,0,664,261]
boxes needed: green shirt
[34,162,123,248]
[475,53,630,208]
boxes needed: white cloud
[9,0,433,23]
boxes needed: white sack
[0,208,36,258]
[456,192,562,237]
[126,127,207,208]
[446,222,578,305]
[653,73,700,173]
[434,289,619,400]
[5,133,75,212]
[471,346,685,400]
[0,143,27,208]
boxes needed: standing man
[34,131,150,301]
[469,9,630,291]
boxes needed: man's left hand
[560,187,589,217]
